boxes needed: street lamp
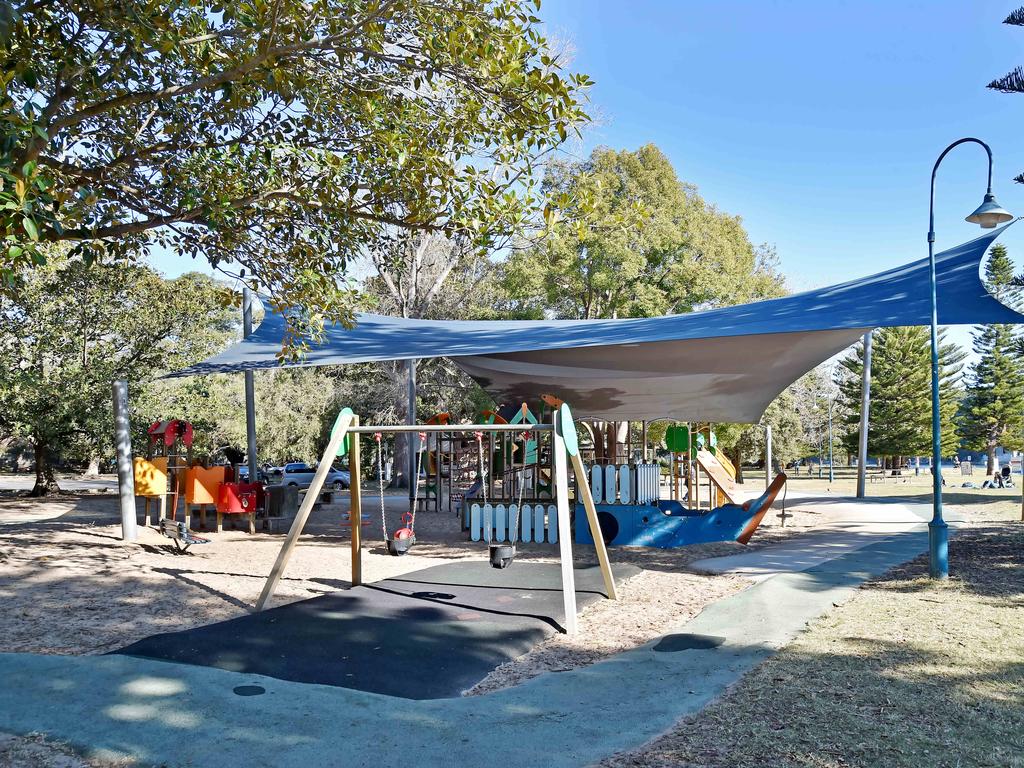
[927,138,1013,579]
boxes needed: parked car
[235,465,270,484]
[268,462,350,490]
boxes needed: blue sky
[533,0,1024,356]
[151,1,1024,353]
[538,0,1024,288]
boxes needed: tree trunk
[389,362,415,490]
[731,446,744,483]
[588,421,607,463]
[86,457,101,476]
[987,445,997,476]
[30,439,60,497]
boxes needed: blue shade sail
[168,223,1022,422]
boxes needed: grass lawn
[605,490,1024,768]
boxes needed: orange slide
[736,473,788,545]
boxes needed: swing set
[374,430,425,556]
[254,402,617,636]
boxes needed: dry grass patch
[603,521,1024,768]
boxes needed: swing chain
[374,433,387,540]
[511,430,529,544]
[408,431,427,535]
[474,431,487,506]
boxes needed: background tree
[735,386,807,473]
[839,327,965,466]
[0,256,232,495]
[359,231,505,486]
[139,368,337,467]
[500,143,785,462]
[0,0,591,350]
[958,244,1024,473]
[501,144,785,319]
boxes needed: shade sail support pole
[856,330,873,498]
[113,380,137,542]
[243,285,258,484]
[407,359,417,502]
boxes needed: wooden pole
[551,407,579,635]
[256,408,354,611]
[570,451,617,600]
[349,416,362,586]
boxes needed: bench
[159,519,210,553]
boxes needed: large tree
[0,257,232,494]
[500,144,785,320]
[0,0,591,349]
[141,368,337,467]
[362,231,504,485]
[734,385,807,473]
[839,327,965,465]
[959,244,1024,473]
[500,144,785,462]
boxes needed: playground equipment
[569,421,782,549]
[255,403,618,636]
[183,465,227,529]
[469,428,530,569]
[420,402,554,521]
[215,481,262,533]
[375,430,425,556]
[132,420,193,526]
[576,472,787,548]
[665,424,741,509]
[131,420,269,538]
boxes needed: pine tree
[988,9,1024,183]
[839,327,965,465]
[959,245,1024,473]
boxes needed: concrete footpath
[692,492,953,579]
[0,499,946,768]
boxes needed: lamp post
[927,138,1013,579]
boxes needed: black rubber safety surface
[115,561,638,700]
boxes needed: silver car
[270,462,350,490]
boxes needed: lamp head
[966,193,1014,229]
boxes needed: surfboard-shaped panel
[470,503,481,541]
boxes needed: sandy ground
[0,483,770,661]
[0,476,823,767]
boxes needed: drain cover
[653,633,725,652]
[233,685,266,696]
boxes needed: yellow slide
[695,449,743,506]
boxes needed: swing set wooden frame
[255,403,617,635]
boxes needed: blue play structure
[576,474,787,548]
